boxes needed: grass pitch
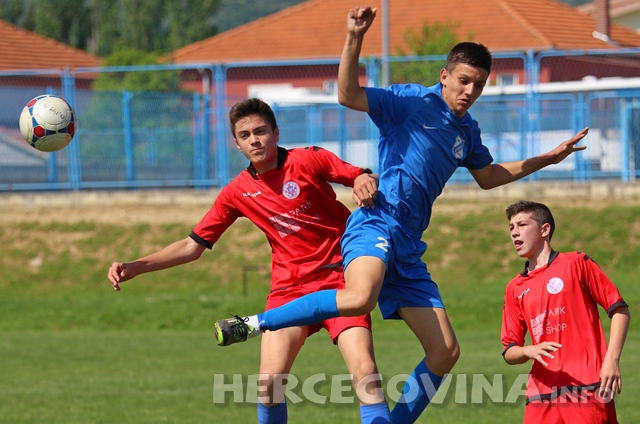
[1,197,638,423]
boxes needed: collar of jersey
[521,250,559,277]
[247,146,288,180]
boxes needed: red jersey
[501,251,627,403]
[190,146,366,292]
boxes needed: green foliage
[92,49,181,92]
[0,0,25,25]
[32,0,91,49]
[163,0,220,51]
[0,0,220,56]
[390,22,467,86]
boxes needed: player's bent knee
[349,361,379,381]
[426,343,460,375]
[340,291,377,316]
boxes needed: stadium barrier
[1,48,640,192]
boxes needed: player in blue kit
[215,6,589,423]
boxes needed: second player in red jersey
[107,98,391,422]
[501,200,630,424]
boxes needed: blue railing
[1,48,639,191]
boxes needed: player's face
[508,212,549,259]
[440,63,488,117]
[234,115,279,174]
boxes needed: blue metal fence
[1,48,640,191]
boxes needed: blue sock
[390,359,443,424]
[360,401,392,424]
[257,400,287,424]
[258,289,339,331]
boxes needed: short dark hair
[506,200,555,240]
[229,98,278,138]
[446,42,492,75]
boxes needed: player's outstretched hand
[352,173,378,208]
[107,261,135,291]
[546,127,589,165]
[347,6,377,36]
[523,342,562,367]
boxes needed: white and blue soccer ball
[19,94,77,152]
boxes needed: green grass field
[1,197,638,423]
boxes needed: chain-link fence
[1,48,639,191]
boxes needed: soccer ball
[19,94,77,152]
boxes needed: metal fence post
[214,63,228,186]
[62,68,81,190]
[193,92,203,185]
[621,99,631,182]
[122,90,135,186]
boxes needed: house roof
[0,20,101,72]
[578,0,640,18]
[169,0,640,64]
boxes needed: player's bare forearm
[107,237,205,291]
[352,173,378,208]
[504,342,561,367]
[338,7,376,112]
[600,306,631,394]
[606,306,630,362]
[131,238,205,274]
[471,128,588,190]
[503,346,530,365]
[338,34,366,110]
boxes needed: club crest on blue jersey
[453,136,465,159]
[282,181,300,199]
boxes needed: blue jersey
[365,83,493,233]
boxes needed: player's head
[446,42,492,75]
[229,98,278,139]
[440,42,492,117]
[506,200,555,241]
[229,98,280,173]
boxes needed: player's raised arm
[338,6,376,112]
[469,127,588,190]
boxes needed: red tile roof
[578,0,640,18]
[0,20,101,71]
[170,0,640,64]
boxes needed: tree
[390,22,466,86]
[92,49,180,92]
[92,0,220,56]
[32,0,92,50]
[164,0,220,52]
[0,0,220,56]
[0,0,25,25]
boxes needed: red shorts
[525,396,618,424]
[265,268,372,344]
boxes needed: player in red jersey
[501,200,630,424]
[106,98,391,423]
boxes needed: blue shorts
[341,207,445,320]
